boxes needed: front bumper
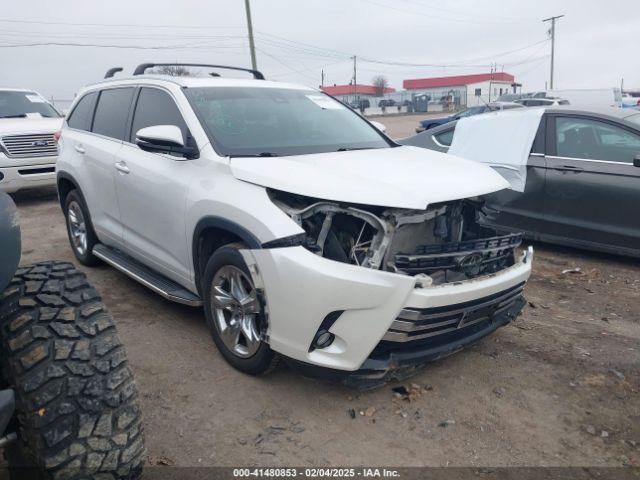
[0,161,56,193]
[241,246,533,373]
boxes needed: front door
[544,114,640,253]
[114,87,195,285]
[483,117,550,235]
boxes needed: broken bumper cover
[241,246,533,374]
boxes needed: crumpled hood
[230,145,510,210]
[0,117,63,136]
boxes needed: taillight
[53,131,61,143]
[637,99,640,107]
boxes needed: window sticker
[306,95,344,110]
[26,94,46,103]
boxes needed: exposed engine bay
[268,189,522,286]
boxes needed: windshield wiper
[336,147,373,152]
[0,114,27,119]
[230,152,278,158]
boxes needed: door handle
[74,145,85,154]
[556,165,584,173]
[115,162,130,174]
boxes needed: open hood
[0,117,63,136]
[230,145,509,210]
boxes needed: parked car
[0,88,63,192]
[622,91,640,108]
[378,99,396,107]
[56,63,532,387]
[0,191,144,478]
[415,102,523,132]
[349,98,370,110]
[515,97,570,107]
[401,107,640,257]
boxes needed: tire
[0,261,144,479]
[63,190,101,266]
[202,243,278,375]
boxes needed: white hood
[0,117,63,136]
[230,145,509,210]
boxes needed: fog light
[313,330,334,349]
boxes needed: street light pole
[543,14,564,90]
[244,0,257,70]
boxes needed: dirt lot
[9,114,640,468]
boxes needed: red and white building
[320,84,396,104]
[402,72,517,106]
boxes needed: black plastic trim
[133,63,265,80]
[285,296,526,390]
[104,67,123,79]
[261,233,307,249]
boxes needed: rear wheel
[0,261,144,479]
[64,190,100,266]
[202,244,278,375]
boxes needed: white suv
[56,63,533,386]
[0,89,63,192]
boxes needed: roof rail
[104,67,123,79]
[132,63,265,80]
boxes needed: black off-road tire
[203,243,279,376]
[0,261,144,479]
[63,190,101,267]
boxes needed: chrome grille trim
[383,283,525,343]
[1,133,58,158]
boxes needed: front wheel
[202,244,278,375]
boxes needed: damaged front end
[267,189,522,286]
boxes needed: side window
[130,88,188,144]
[92,88,135,141]
[434,128,455,147]
[67,92,97,131]
[555,116,640,163]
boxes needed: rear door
[544,114,640,252]
[114,86,194,284]
[80,87,135,246]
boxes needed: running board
[92,244,202,307]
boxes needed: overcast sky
[1,0,639,104]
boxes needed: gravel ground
[8,114,640,467]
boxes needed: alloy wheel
[210,265,262,358]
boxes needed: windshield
[186,87,391,157]
[0,91,60,118]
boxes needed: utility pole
[244,0,257,70]
[352,55,357,100]
[543,14,564,90]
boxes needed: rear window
[92,88,135,140]
[67,92,98,131]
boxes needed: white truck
[0,88,63,193]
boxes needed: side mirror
[370,121,386,133]
[135,125,197,158]
[634,154,640,167]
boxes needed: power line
[360,0,537,25]
[0,18,243,29]
[0,41,247,50]
[395,0,536,22]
